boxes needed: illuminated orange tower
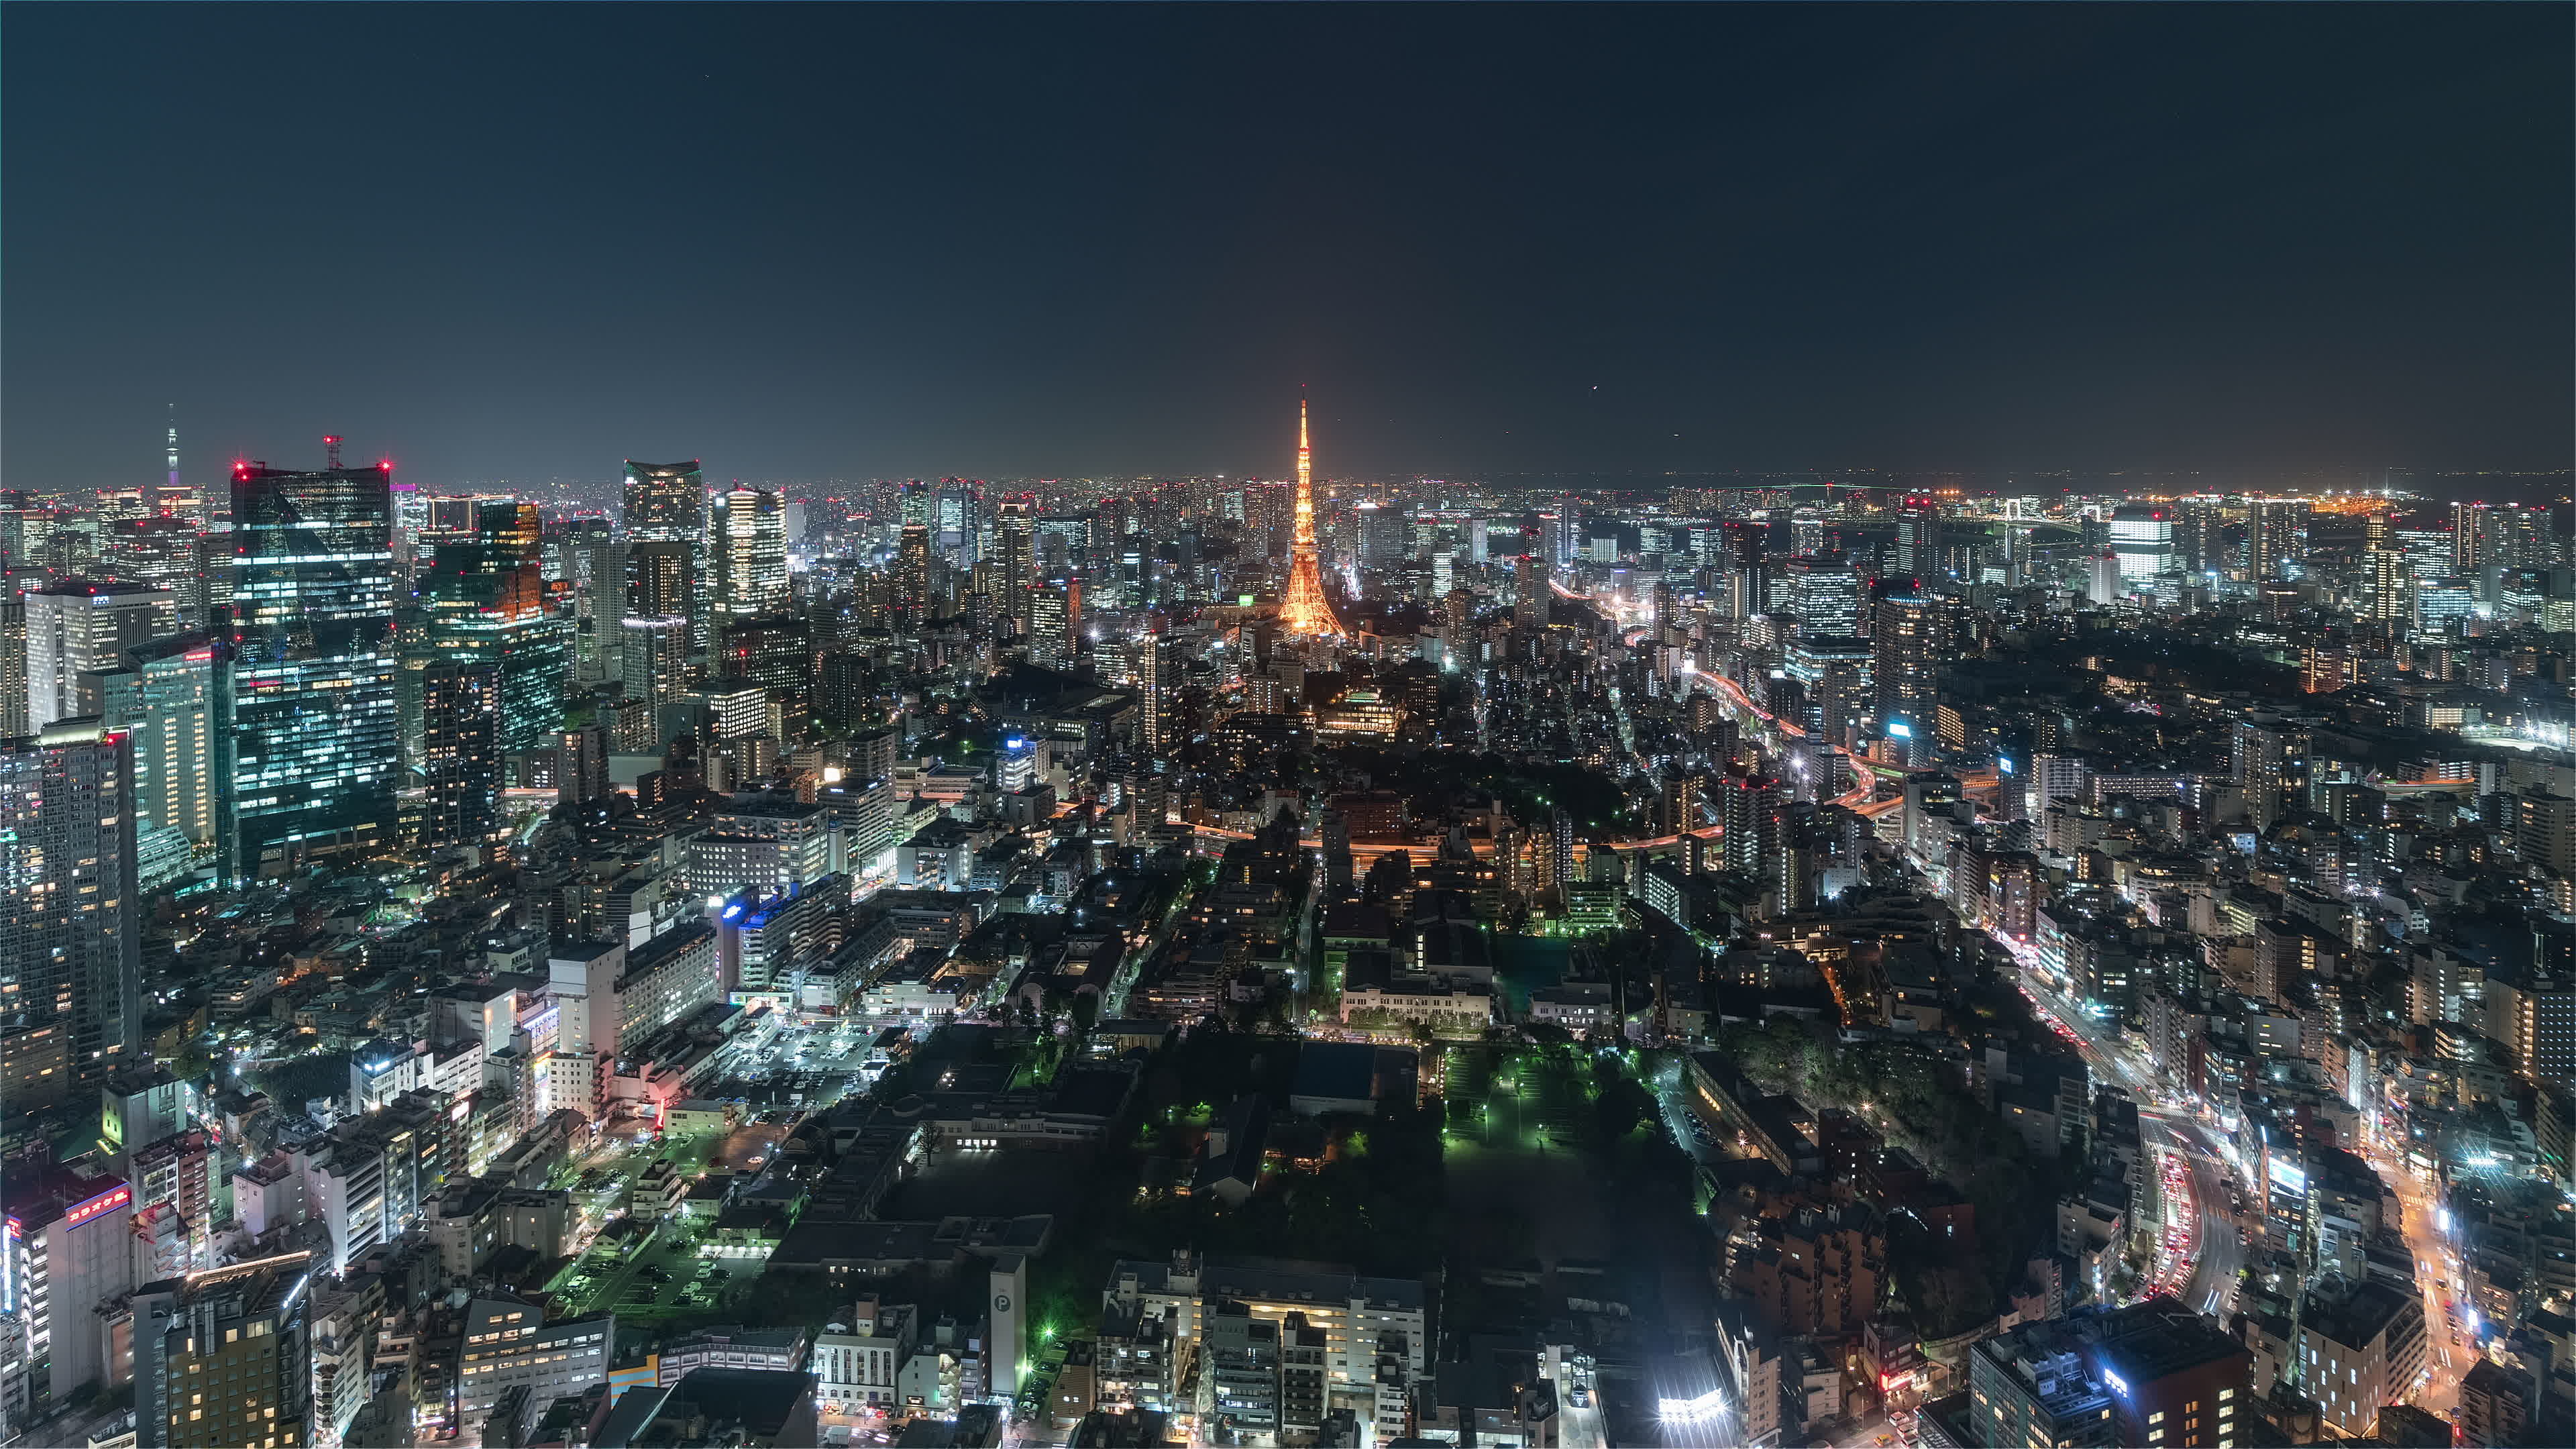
[1277,398,1346,637]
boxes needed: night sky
[5,5,2567,491]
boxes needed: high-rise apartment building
[133,1252,315,1449]
[2518,792,2576,880]
[0,594,24,738]
[25,580,178,730]
[1139,636,1175,752]
[621,617,690,720]
[1870,590,1942,748]
[229,459,400,876]
[2247,500,2309,582]
[2233,718,2293,833]
[415,661,502,849]
[1517,553,1551,630]
[2175,496,2223,578]
[0,723,140,1091]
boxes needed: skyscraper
[622,460,708,653]
[892,523,933,619]
[709,488,788,623]
[555,515,620,686]
[1722,521,1766,622]
[2108,505,2177,590]
[25,580,178,730]
[1139,635,1175,751]
[621,460,706,543]
[1784,551,1862,637]
[1894,496,1943,579]
[1871,589,1942,754]
[414,659,502,849]
[620,616,690,717]
[2249,499,2309,582]
[0,594,25,737]
[2176,496,2224,578]
[95,633,233,890]
[417,501,566,781]
[106,517,211,629]
[1029,583,1075,669]
[1277,402,1346,637]
[2363,511,2410,624]
[1517,552,1552,630]
[229,458,400,875]
[0,721,141,1090]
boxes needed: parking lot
[555,1218,750,1323]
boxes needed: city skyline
[5,5,2569,493]
[1,7,2571,1449]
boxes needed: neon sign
[64,1184,132,1230]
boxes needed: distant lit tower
[162,406,182,512]
[994,495,1036,632]
[1894,495,1943,580]
[623,459,710,651]
[1517,552,1552,631]
[1277,400,1347,637]
[1723,521,1766,622]
[1138,633,1175,751]
[2248,499,2309,582]
[1872,588,1943,758]
[1791,506,1824,557]
[151,409,205,525]
[2175,496,2222,579]
[892,523,933,618]
[2364,511,2410,625]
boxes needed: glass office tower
[417,500,568,782]
[229,460,399,877]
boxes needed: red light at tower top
[377,459,394,472]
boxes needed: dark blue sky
[5,5,2567,491]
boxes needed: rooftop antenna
[323,435,343,470]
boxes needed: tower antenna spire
[1277,394,1345,637]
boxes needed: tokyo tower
[1276,399,1347,637]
